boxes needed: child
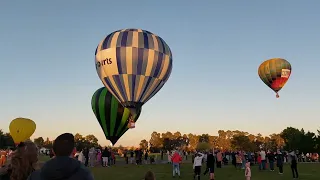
[245,162,251,180]
[257,154,262,170]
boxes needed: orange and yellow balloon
[258,58,292,98]
[9,117,36,145]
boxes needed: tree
[149,131,163,152]
[139,139,148,150]
[43,137,53,149]
[144,128,320,153]
[217,130,231,150]
[34,137,45,147]
[300,131,316,153]
[163,138,174,151]
[281,127,302,151]
[188,133,199,151]
[85,134,99,147]
[196,142,211,151]
[199,134,209,143]
[0,130,14,148]
[231,135,253,151]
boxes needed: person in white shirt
[78,150,86,164]
[193,152,204,180]
[260,150,266,170]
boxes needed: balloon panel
[258,58,291,92]
[9,118,36,144]
[95,29,172,106]
[91,87,141,145]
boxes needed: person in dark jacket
[267,151,275,171]
[276,149,284,174]
[27,133,94,180]
[83,148,89,167]
[203,151,215,180]
[101,148,110,167]
[290,151,299,178]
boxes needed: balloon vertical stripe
[91,87,141,145]
[95,29,173,108]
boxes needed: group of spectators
[0,133,94,180]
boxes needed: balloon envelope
[95,28,173,115]
[9,118,36,144]
[258,58,292,96]
[91,87,141,145]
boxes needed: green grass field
[90,163,319,180]
[38,155,320,180]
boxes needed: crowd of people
[0,133,94,180]
[160,148,305,180]
[0,138,318,180]
[72,147,152,167]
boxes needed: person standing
[101,148,109,167]
[88,147,96,167]
[193,152,204,180]
[245,161,251,180]
[290,151,299,179]
[204,150,215,180]
[171,151,182,178]
[260,149,266,170]
[144,151,149,164]
[83,148,89,167]
[167,151,172,164]
[124,150,128,164]
[276,149,284,175]
[130,150,134,164]
[78,149,86,164]
[268,151,275,171]
[216,150,222,168]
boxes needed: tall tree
[199,134,209,143]
[149,131,163,149]
[139,139,148,150]
[281,127,302,150]
[231,135,254,151]
[34,137,45,147]
[43,137,53,149]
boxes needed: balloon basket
[128,122,135,129]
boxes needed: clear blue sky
[1,1,319,146]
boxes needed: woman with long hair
[0,141,38,180]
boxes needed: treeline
[0,130,15,148]
[138,127,320,153]
[2,127,320,154]
[33,133,101,150]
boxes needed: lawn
[38,156,320,180]
[90,163,319,180]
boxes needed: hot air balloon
[95,28,172,116]
[9,118,36,145]
[258,58,292,98]
[91,87,141,145]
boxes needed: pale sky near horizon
[1,1,319,147]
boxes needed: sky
[0,1,320,147]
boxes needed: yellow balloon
[9,117,36,144]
